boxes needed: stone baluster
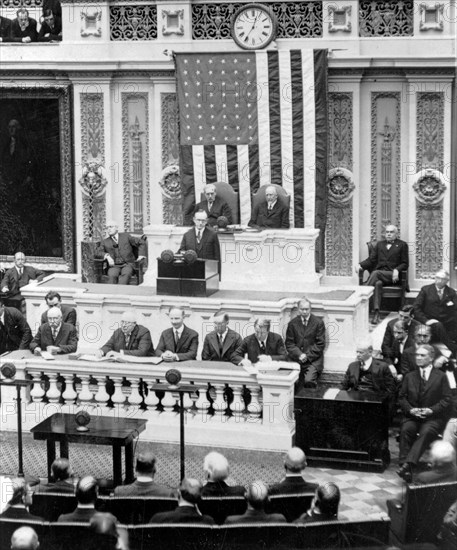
[143,379,160,412]
[78,375,94,406]
[29,371,45,403]
[46,373,61,404]
[127,379,143,409]
[182,388,194,410]
[61,373,78,405]
[111,377,126,409]
[93,376,110,407]
[211,384,226,417]
[229,384,245,420]
[161,388,177,413]
[246,385,262,419]
[194,385,210,420]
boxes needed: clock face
[231,4,277,50]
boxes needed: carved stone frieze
[161,92,179,169]
[110,5,157,41]
[413,169,446,205]
[328,168,355,204]
[416,92,444,172]
[328,92,353,170]
[415,204,443,279]
[162,8,184,36]
[328,4,352,33]
[81,6,102,38]
[359,0,413,37]
[79,161,107,240]
[159,165,183,225]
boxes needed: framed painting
[0,83,74,271]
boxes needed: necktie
[218,334,223,353]
[9,137,15,156]
[208,202,213,211]
[302,317,307,327]
[260,341,266,353]
[360,361,365,370]
[52,328,58,341]
[18,268,22,277]
[197,230,202,244]
[268,204,272,211]
[421,368,427,382]
[125,334,130,348]
[112,235,118,244]
[175,330,179,345]
[438,289,443,300]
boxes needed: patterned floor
[0,428,409,522]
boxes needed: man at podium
[179,210,220,262]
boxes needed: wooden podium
[156,258,219,297]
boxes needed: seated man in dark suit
[10,526,40,550]
[40,290,77,326]
[9,8,38,42]
[248,185,289,229]
[1,252,44,298]
[90,512,128,550]
[269,447,317,495]
[97,309,154,359]
[401,324,452,374]
[194,183,233,227]
[414,270,457,353]
[101,220,147,284]
[0,298,32,353]
[397,344,452,482]
[38,9,62,42]
[382,320,409,382]
[416,440,457,485]
[201,452,244,496]
[179,210,220,267]
[232,317,287,366]
[295,483,340,523]
[0,15,12,41]
[155,307,198,362]
[341,339,396,394]
[114,451,175,497]
[30,306,78,355]
[149,478,215,524]
[37,458,75,493]
[285,298,326,389]
[0,478,44,521]
[381,305,419,363]
[57,476,100,523]
[224,481,286,524]
[202,311,242,363]
[356,225,409,325]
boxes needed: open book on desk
[70,353,163,365]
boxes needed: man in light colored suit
[101,220,147,284]
[285,298,326,389]
[202,311,242,363]
[155,307,198,362]
[1,252,44,297]
[30,307,78,355]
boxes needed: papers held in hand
[70,353,163,365]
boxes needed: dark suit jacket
[359,238,409,272]
[101,325,154,356]
[38,16,62,41]
[232,332,287,365]
[9,18,38,41]
[155,325,198,361]
[179,226,220,262]
[285,314,326,368]
[225,508,286,524]
[114,479,175,497]
[248,200,289,229]
[57,506,97,523]
[30,321,78,354]
[149,505,215,524]
[101,232,147,266]
[1,265,45,296]
[401,344,445,375]
[268,475,318,496]
[202,329,242,362]
[36,479,75,494]
[381,318,419,361]
[295,510,336,523]
[194,196,233,226]
[0,16,11,39]
[414,284,457,329]
[341,358,396,393]
[0,505,44,521]
[399,368,451,420]
[41,304,77,326]
[201,480,245,497]
[1,306,32,351]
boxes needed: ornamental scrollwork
[162,9,184,36]
[413,169,446,205]
[159,165,181,200]
[328,168,355,205]
[79,161,108,197]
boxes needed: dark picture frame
[0,83,74,271]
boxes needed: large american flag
[176,50,328,236]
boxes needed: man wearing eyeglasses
[101,221,147,284]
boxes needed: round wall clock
[231,4,277,50]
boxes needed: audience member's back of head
[179,478,202,505]
[11,526,39,550]
[136,451,156,477]
[89,512,119,550]
[51,458,72,481]
[246,480,269,511]
[430,440,456,470]
[203,451,229,482]
[76,476,98,505]
[7,478,28,506]
[284,447,307,473]
[316,483,340,518]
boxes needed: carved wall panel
[159,165,183,225]
[122,93,149,231]
[80,93,106,240]
[416,92,444,172]
[370,92,401,241]
[161,93,182,225]
[326,93,353,276]
[110,5,157,41]
[359,0,413,37]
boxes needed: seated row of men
[0,8,62,43]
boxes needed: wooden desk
[294,388,390,471]
[31,413,146,486]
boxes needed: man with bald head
[149,478,215,524]
[11,526,40,550]
[97,310,154,358]
[155,307,198,362]
[269,447,317,495]
[225,481,287,524]
[295,483,341,523]
[357,225,409,325]
[30,306,78,355]
[248,185,290,229]
[100,220,147,284]
[414,270,457,352]
[193,183,233,226]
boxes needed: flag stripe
[226,145,239,191]
[279,50,294,228]
[268,51,282,186]
[302,50,316,228]
[248,144,260,195]
[204,145,216,184]
[291,50,304,228]
[238,144,251,224]
[192,145,206,202]
[256,52,271,189]
[215,145,228,183]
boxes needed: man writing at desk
[30,307,78,355]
